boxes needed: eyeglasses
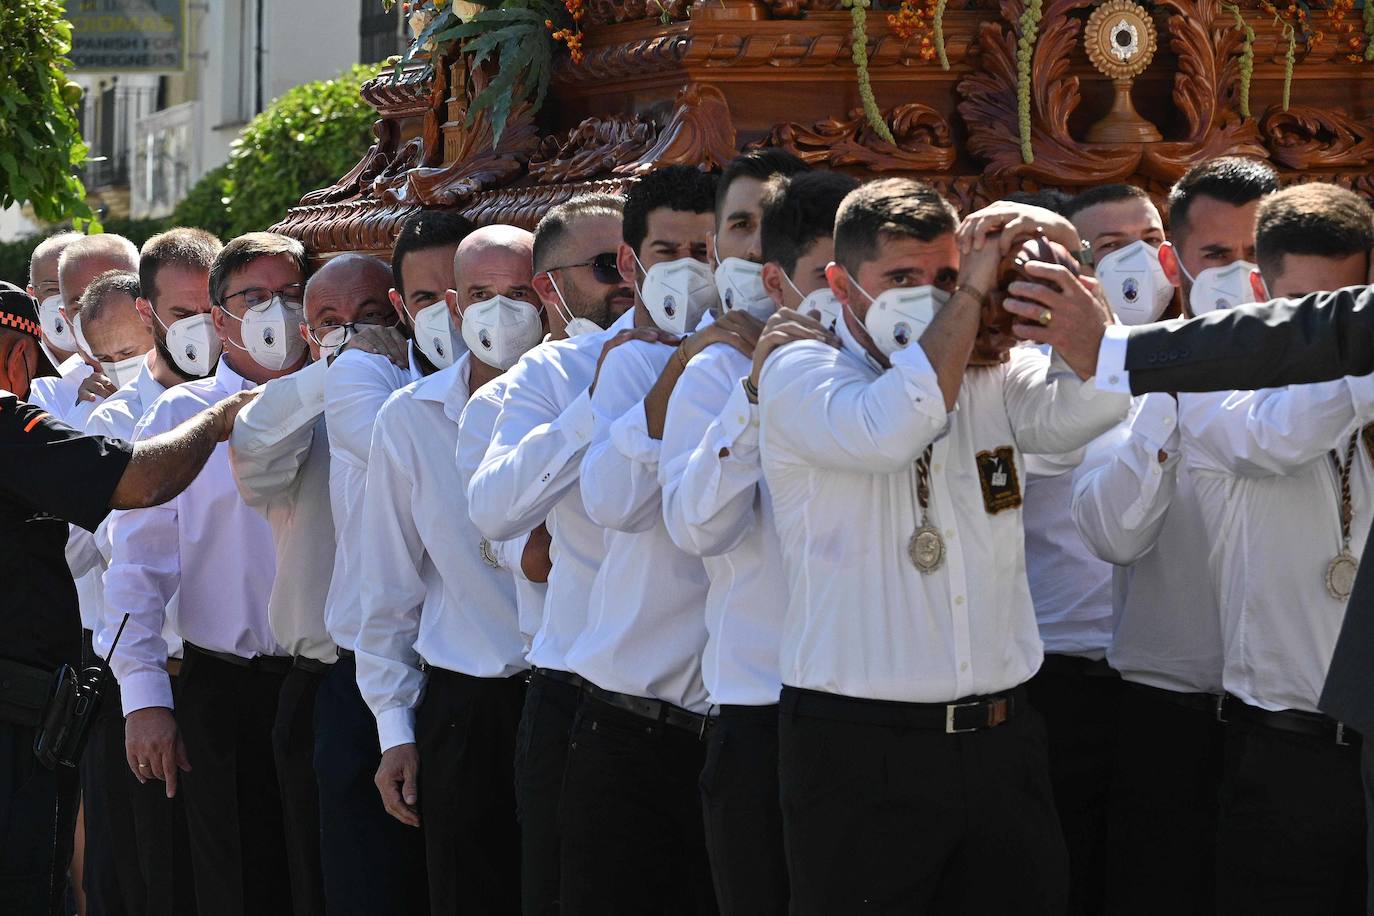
[307,316,396,349]
[545,252,622,285]
[222,284,306,311]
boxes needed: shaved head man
[29,231,85,368]
[301,254,397,362]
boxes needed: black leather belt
[292,656,330,675]
[1123,680,1222,716]
[1224,696,1359,747]
[781,685,1025,734]
[336,648,356,661]
[531,667,584,689]
[185,643,291,676]
[585,684,715,738]
[0,658,54,729]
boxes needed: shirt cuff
[1096,325,1132,393]
[375,706,417,752]
[1129,392,1181,454]
[558,388,599,449]
[708,378,760,458]
[120,669,174,716]
[896,341,955,425]
[610,402,662,467]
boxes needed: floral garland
[1226,4,1254,118]
[548,0,586,63]
[1260,1,1316,110]
[845,0,897,143]
[1320,0,1366,62]
[887,0,950,68]
[1016,0,1044,164]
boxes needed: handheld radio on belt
[33,613,130,769]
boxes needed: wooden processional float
[271,0,1374,260]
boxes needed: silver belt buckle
[945,701,981,734]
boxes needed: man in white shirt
[759,179,1128,913]
[26,230,85,371]
[1174,184,1374,912]
[229,253,397,916]
[108,232,311,916]
[662,167,853,916]
[560,164,764,914]
[356,225,535,915]
[80,228,221,916]
[469,194,645,916]
[314,211,471,916]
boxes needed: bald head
[29,231,85,301]
[453,225,536,308]
[59,234,140,318]
[302,254,395,360]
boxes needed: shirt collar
[133,357,166,406]
[215,354,255,392]
[406,341,424,381]
[834,308,885,373]
[411,352,470,423]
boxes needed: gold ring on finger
[1038,309,1053,327]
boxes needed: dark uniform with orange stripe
[0,285,134,916]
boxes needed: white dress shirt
[759,318,1130,703]
[105,357,284,715]
[564,339,712,713]
[356,355,526,752]
[82,359,182,662]
[1023,453,1115,658]
[1178,376,1374,713]
[458,376,545,651]
[1072,393,1224,694]
[660,344,787,707]
[229,358,338,663]
[467,309,636,672]
[322,345,423,652]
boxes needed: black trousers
[313,656,428,916]
[1216,716,1366,915]
[700,704,787,916]
[778,686,1068,915]
[415,667,524,916]
[82,679,196,916]
[1104,683,1223,916]
[1026,655,1123,916]
[175,646,291,916]
[513,671,580,916]
[272,666,326,916]
[0,721,80,916]
[559,694,717,916]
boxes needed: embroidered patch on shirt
[976,446,1022,514]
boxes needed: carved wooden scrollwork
[1261,105,1374,170]
[752,103,957,172]
[585,0,690,26]
[614,84,738,174]
[956,0,1140,184]
[529,115,660,184]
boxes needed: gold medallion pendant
[1326,550,1359,601]
[909,524,946,574]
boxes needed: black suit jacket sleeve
[1123,284,1374,394]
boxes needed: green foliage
[169,165,234,240]
[209,64,383,237]
[1016,0,1044,164]
[0,218,169,291]
[1227,5,1255,119]
[0,0,95,228]
[843,0,896,146]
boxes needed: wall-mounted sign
[68,0,186,73]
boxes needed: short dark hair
[390,210,475,299]
[1168,156,1278,238]
[1063,183,1153,219]
[209,232,310,307]
[715,149,810,220]
[833,178,959,273]
[139,228,222,303]
[1255,183,1374,277]
[760,171,860,275]
[622,165,718,255]
[533,193,625,274]
[80,270,142,327]
[1003,188,1074,216]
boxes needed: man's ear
[532,271,559,310]
[617,242,638,288]
[761,262,787,308]
[1249,267,1270,304]
[826,262,855,311]
[1158,242,1184,289]
[134,296,156,332]
[210,304,230,343]
[444,289,461,329]
[387,288,410,328]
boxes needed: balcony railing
[131,101,199,220]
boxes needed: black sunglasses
[546,252,622,285]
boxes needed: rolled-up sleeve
[580,343,665,532]
[230,359,327,508]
